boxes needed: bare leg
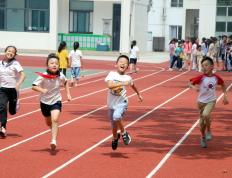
[50,109,60,142]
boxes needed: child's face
[47,58,59,73]
[5,47,16,60]
[116,57,129,74]
[202,60,213,75]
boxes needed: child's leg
[0,88,8,132]
[116,120,125,134]
[8,88,18,115]
[44,116,52,128]
[50,109,60,142]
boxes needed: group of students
[0,42,229,152]
[168,35,232,72]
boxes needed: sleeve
[105,72,113,82]
[79,50,83,57]
[32,76,43,86]
[68,50,72,58]
[214,74,224,85]
[189,75,204,85]
[60,72,67,83]
[14,61,23,72]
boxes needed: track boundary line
[145,83,232,178]
[0,69,187,154]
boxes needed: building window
[0,0,5,29]
[69,11,93,33]
[227,22,232,32]
[217,7,227,16]
[216,22,226,32]
[25,0,49,32]
[217,0,232,6]
[228,7,232,16]
[171,0,183,7]
[170,25,182,40]
[69,0,93,33]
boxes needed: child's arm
[188,82,199,91]
[16,71,26,91]
[221,83,229,105]
[32,85,48,94]
[64,80,72,101]
[106,80,132,89]
[131,82,143,102]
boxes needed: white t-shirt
[129,46,139,59]
[69,50,83,67]
[0,59,23,88]
[190,74,224,103]
[105,71,132,109]
[33,72,67,105]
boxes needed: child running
[129,40,140,73]
[0,46,26,137]
[105,55,143,150]
[69,41,83,86]
[32,53,71,151]
[57,41,69,76]
[189,56,229,148]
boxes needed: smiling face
[4,46,17,61]
[47,58,59,74]
[202,60,214,75]
[116,56,129,74]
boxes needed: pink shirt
[184,42,192,54]
[190,74,224,103]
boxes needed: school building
[0,0,151,53]
[148,0,232,51]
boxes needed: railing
[58,33,112,51]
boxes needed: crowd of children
[168,35,232,72]
[0,38,230,152]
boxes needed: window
[69,0,93,33]
[227,22,232,32]
[170,26,182,40]
[228,7,232,16]
[171,0,183,7]
[217,0,232,6]
[25,0,49,32]
[0,0,5,29]
[216,22,226,32]
[217,7,227,16]
[70,11,93,33]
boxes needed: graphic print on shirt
[110,80,124,96]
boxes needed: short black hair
[201,56,214,65]
[46,53,59,65]
[116,55,129,64]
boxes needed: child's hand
[137,94,143,102]
[123,80,133,86]
[67,94,72,101]
[223,96,229,105]
[41,88,48,94]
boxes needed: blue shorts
[108,102,128,128]
[71,67,81,79]
[40,101,62,117]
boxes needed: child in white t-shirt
[0,46,26,137]
[129,40,139,73]
[189,56,229,148]
[32,53,71,151]
[105,55,143,150]
[69,42,83,86]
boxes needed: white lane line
[8,68,165,122]
[145,83,232,178]
[42,88,190,178]
[1,69,185,154]
[19,71,107,101]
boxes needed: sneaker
[206,132,213,141]
[50,140,57,151]
[200,137,207,148]
[122,131,131,145]
[112,133,120,150]
[0,127,7,138]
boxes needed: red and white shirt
[190,74,224,103]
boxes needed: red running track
[0,58,231,178]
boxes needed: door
[112,4,121,51]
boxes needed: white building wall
[199,0,216,39]
[58,0,69,33]
[93,2,113,36]
[0,0,58,51]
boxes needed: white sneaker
[50,140,57,151]
[206,132,213,141]
[16,100,20,112]
[0,127,7,137]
